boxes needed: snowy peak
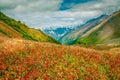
[43,27,73,40]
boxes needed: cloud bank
[0,0,120,29]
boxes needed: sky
[0,0,120,30]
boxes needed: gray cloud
[70,0,120,15]
[0,0,62,13]
[0,0,120,29]
[11,11,102,29]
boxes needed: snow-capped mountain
[60,14,108,44]
[43,27,73,40]
[43,14,107,42]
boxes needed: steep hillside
[0,12,58,43]
[0,21,23,38]
[75,10,120,46]
[60,15,107,44]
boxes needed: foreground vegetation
[0,37,120,80]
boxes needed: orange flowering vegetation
[0,37,120,80]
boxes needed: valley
[0,9,120,80]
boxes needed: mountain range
[43,14,107,42]
[59,14,108,44]
[75,11,120,46]
[60,10,120,46]
[0,10,120,47]
[43,27,73,40]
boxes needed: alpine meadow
[0,0,120,80]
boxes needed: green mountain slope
[60,15,107,45]
[75,10,120,46]
[0,12,59,43]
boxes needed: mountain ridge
[0,12,59,44]
[74,10,120,46]
[60,14,108,44]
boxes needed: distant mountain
[0,12,59,43]
[60,14,107,44]
[74,10,120,46]
[43,27,73,41]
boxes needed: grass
[0,37,120,80]
[0,30,11,38]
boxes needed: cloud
[0,0,120,30]
[0,0,62,13]
[11,11,101,29]
[70,0,120,15]
[59,0,98,10]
